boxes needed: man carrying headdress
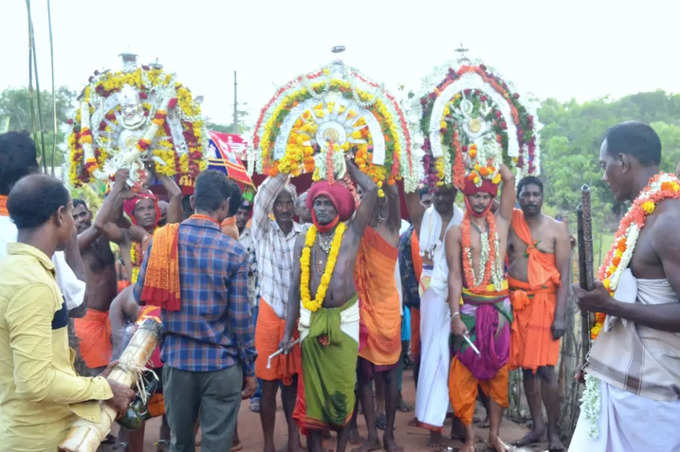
[353,181,403,452]
[445,165,515,452]
[280,158,378,452]
[405,185,463,446]
[251,173,305,452]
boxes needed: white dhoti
[569,379,680,452]
[414,286,451,430]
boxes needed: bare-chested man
[71,171,127,375]
[446,164,514,452]
[280,158,378,452]
[352,180,403,452]
[506,176,570,451]
[570,121,680,451]
[405,185,464,446]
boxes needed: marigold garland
[592,172,680,339]
[300,222,347,312]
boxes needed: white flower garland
[580,374,601,439]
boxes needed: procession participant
[353,181,403,452]
[295,191,313,223]
[398,188,429,384]
[0,174,134,450]
[280,157,378,452]
[71,170,132,376]
[446,164,515,452]
[234,199,262,414]
[406,185,463,446]
[570,122,680,451]
[0,131,86,315]
[251,173,304,452]
[507,176,570,450]
[133,170,256,451]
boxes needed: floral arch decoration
[248,60,422,194]
[67,63,208,193]
[412,59,541,190]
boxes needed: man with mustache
[445,164,514,452]
[506,176,570,451]
[251,173,304,452]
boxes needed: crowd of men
[0,119,678,452]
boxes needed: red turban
[123,191,161,227]
[462,178,498,218]
[462,177,499,197]
[307,181,356,227]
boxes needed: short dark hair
[419,186,432,199]
[517,176,543,196]
[193,170,242,215]
[0,131,39,195]
[603,121,661,166]
[72,198,88,210]
[8,174,70,229]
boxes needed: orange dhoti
[509,278,561,372]
[354,226,402,367]
[74,308,112,369]
[255,298,301,384]
[448,357,509,426]
[509,209,562,373]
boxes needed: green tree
[0,86,77,168]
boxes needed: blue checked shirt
[134,216,256,375]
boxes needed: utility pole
[233,70,238,133]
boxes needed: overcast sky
[2,0,678,126]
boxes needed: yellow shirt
[0,243,113,451]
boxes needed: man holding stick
[570,122,680,451]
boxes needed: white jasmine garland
[581,374,601,440]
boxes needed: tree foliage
[538,90,680,232]
[0,87,77,168]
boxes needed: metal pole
[233,70,238,133]
[47,0,57,175]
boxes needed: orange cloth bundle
[509,209,562,372]
[354,226,402,366]
[140,223,181,311]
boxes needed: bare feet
[487,435,509,452]
[350,438,381,452]
[548,429,565,451]
[426,431,443,449]
[383,434,403,452]
[511,427,545,447]
[459,440,476,452]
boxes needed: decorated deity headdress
[411,51,541,192]
[67,55,208,193]
[248,58,421,195]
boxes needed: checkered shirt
[251,175,303,318]
[135,216,256,374]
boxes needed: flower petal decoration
[248,61,421,193]
[411,57,542,190]
[67,64,207,194]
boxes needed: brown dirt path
[133,369,556,451]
